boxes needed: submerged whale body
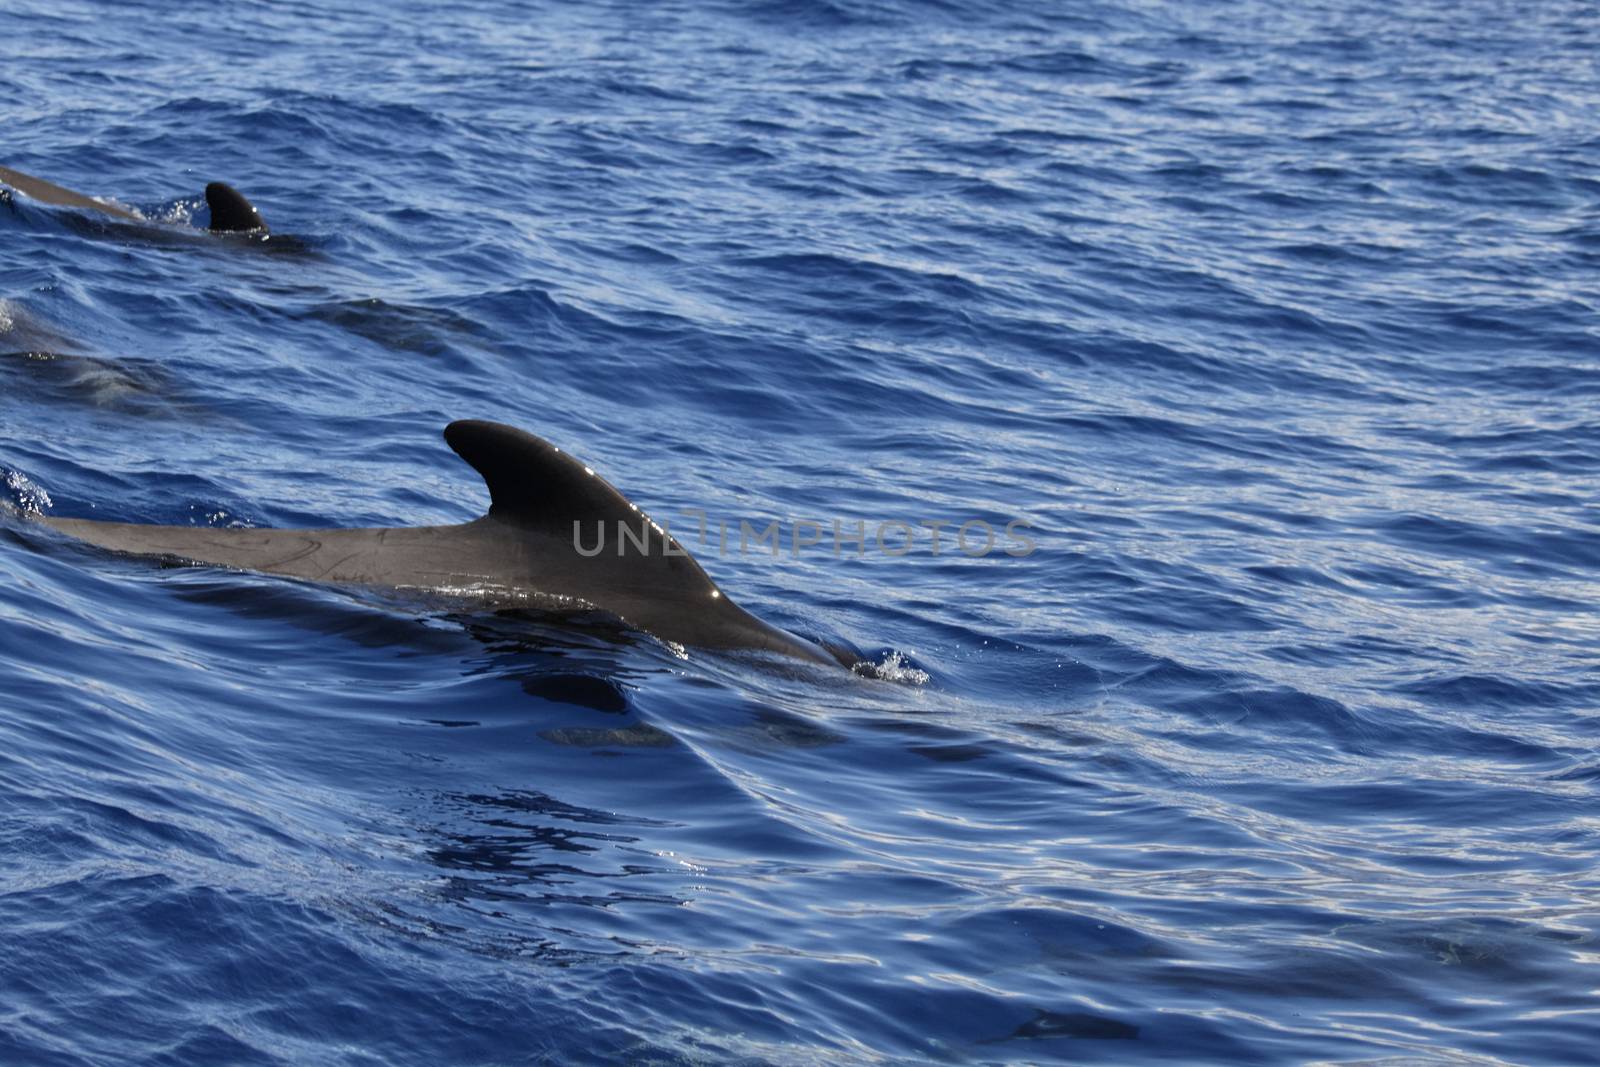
[42,420,845,666]
[0,164,268,233]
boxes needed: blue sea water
[3,0,1599,1062]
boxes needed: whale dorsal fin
[443,420,681,544]
[205,182,268,233]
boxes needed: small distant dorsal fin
[443,420,684,547]
[205,181,268,233]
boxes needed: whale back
[40,421,835,662]
[0,164,142,221]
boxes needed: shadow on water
[424,788,685,908]
[298,296,501,359]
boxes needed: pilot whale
[40,420,846,666]
[0,165,268,233]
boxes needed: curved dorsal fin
[205,181,268,233]
[443,420,691,554]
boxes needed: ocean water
[2,0,1598,1063]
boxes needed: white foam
[2,469,52,516]
[853,649,930,685]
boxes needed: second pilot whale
[0,164,268,233]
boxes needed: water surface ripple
[2,1,1598,1063]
